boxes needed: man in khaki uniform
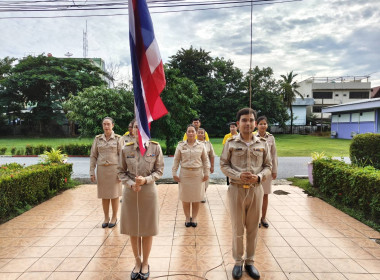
[122,120,135,144]
[220,108,272,280]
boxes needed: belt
[235,184,257,189]
[182,166,202,171]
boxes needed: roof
[292,98,314,106]
[322,98,380,113]
[371,86,380,98]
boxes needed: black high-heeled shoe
[108,219,117,228]
[130,267,140,280]
[139,265,150,280]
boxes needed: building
[297,76,371,124]
[371,86,380,98]
[322,98,380,139]
[285,98,314,125]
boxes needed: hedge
[57,144,92,156]
[350,133,380,169]
[0,163,72,220]
[313,158,380,221]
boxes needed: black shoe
[201,200,206,203]
[261,219,269,228]
[232,265,242,279]
[191,221,197,227]
[130,267,140,280]
[140,265,150,280]
[245,264,260,279]
[108,219,117,228]
[185,218,192,227]
[102,222,109,228]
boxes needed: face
[192,120,200,129]
[197,130,205,141]
[257,119,268,133]
[237,114,256,134]
[128,123,133,133]
[102,119,114,134]
[186,126,196,140]
[230,124,237,134]
[132,122,139,137]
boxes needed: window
[349,92,369,99]
[313,106,322,113]
[313,92,333,99]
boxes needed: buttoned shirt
[172,140,210,176]
[117,140,164,187]
[200,141,216,163]
[90,131,123,176]
[220,133,272,185]
[254,131,278,173]
[183,131,210,141]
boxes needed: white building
[297,76,371,123]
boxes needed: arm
[144,145,164,184]
[89,137,98,178]
[258,142,272,182]
[117,148,135,187]
[271,137,278,175]
[209,143,215,173]
[220,141,242,180]
[172,146,181,177]
[201,145,210,177]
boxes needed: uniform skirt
[261,176,272,194]
[179,168,205,202]
[96,165,122,199]
[120,182,159,236]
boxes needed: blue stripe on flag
[136,0,155,50]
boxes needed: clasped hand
[240,172,259,184]
[132,176,146,192]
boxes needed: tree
[64,86,134,136]
[280,71,303,134]
[0,57,17,128]
[247,66,289,128]
[151,66,201,154]
[0,54,107,135]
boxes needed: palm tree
[280,71,303,134]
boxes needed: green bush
[350,133,380,169]
[0,147,6,155]
[25,144,33,155]
[33,144,52,155]
[0,163,72,220]
[313,158,380,221]
[56,144,92,156]
[15,148,24,155]
[10,147,16,155]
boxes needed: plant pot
[307,162,313,186]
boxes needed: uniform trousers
[228,183,263,266]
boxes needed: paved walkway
[0,183,379,280]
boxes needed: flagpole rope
[249,0,253,110]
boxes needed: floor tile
[27,257,64,272]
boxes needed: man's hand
[210,166,214,174]
[131,184,141,192]
[90,175,96,183]
[240,172,259,184]
[272,173,277,180]
[173,175,180,182]
[202,175,209,182]
[135,176,146,186]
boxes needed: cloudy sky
[1,0,380,87]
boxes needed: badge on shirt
[253,148,264,152]
[127,153,135,158]
[146,154,155,157]
[235,148,243,151]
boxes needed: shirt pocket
[231,148,246,166]
[251,149,264,166]
[144,155,156,170]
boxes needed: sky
[1,0,380,87]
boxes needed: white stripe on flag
[128,0,136,43]
[145,38,162,74]
[134,104,150,144]
[140,77,154,123]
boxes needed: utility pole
[83,21,88,58]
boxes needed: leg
[261,194,268,223]
[191,202,200,223]
[130,236,142,272]
[182,201,191,222]
[110,197,119,224]
[141,236,153,273]
[102,199,110,223]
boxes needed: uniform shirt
[122,133,134,144]
[172,140,210,177]
[183,131,210,141]
[254,131,278,174]
[90,131,123,176]
[220,133,272,185]
[200,141,216,162]
[222,132,238,145]
[117,140,164,187]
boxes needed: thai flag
[129,0,167,155]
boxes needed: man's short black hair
[236,108,257,122]
[229,122,237,127]
[192,117,200,122]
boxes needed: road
[1,156,349,180]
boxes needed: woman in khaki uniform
[90,117,123,228]
[256,116,278,228]
[173,124,210,227]
[118,121,164,280]
[197,128,215,202]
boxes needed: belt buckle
[243,184,250,189]
[189,168,193,171]
[105,163,110,166]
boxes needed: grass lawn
[0,134,352,157]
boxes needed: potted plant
[308,151,326,186]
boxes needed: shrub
[25,144,33,155]
[0,147,6,155]
[10,147,16,155]
[39,148,68,164]
[32,145,52,155]
[350,133,380,169]
[15,148,24,155]
[313,158,380,221]
[0,163,72,220]
[57,144,92,156]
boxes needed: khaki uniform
[183,131,210,141]
[200,141,215,192]
[122,132,134,144]
[255,132,278,194]
[172,140,210,202]
[118,140,164,236]
[220,133,272,266]
[90,132,123,199]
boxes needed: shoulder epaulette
[125,142,134,146]
[96,134,102,138]
[227,137,235,142]
[149,140,159,145]
[178,140,184,145]
[123,131,130,136]
[115,134,121,138]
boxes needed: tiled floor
[0,184,379,280]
